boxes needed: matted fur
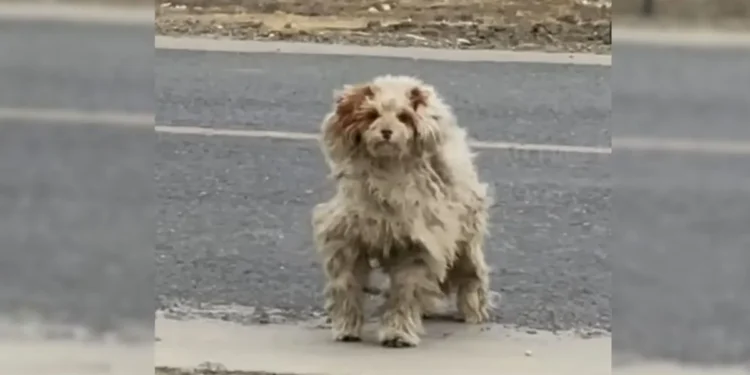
[311,75,492,348]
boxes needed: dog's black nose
[381,129,392,140]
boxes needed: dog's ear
[324,83,375,156]
[334,84,375,116]
[408,85,444,155]
[408,86,429,111]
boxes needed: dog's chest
[357,173,428,214]
[346,173,446,251]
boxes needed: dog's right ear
[322,84,375,160]
[332,84,375,145]
[333,84,375,116]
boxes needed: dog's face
[325,78,441,161]
[357,87,420,158]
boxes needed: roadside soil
[615,0,750,30]
[155,0,612,54]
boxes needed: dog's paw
[331,324,363,343]
[459,291,499,324]
[461,308,490,324]
[463,314,488,325]
[329,314,364,343]
[381,336,417,348]
[334,333,362,343]
[378,328,420,348]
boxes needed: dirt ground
[156,0,612,54]
[615,0,750,28]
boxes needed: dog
[311,75,492,348]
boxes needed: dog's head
[321,75,447,163]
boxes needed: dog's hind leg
[320,242,371,343]
[378,254,442,348]
[420,280,459,321]
[451,239,491,324]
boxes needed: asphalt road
[0,20,153,340]
[0,122,154,338]
[156,50,610,147]
[0,19,152,113]
[613,43,750,367]
[154,49,612,334]
[1,16,748,369]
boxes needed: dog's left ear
[408,86,444,155]
[408,86,429,111]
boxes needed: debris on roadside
[155,0,612,54]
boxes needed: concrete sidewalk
[155,316,750,375]
[156,315,610,375]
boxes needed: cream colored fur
[311,75,492,348]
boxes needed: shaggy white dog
[311,75,492,348]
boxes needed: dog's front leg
[379,256,441,348]
[321,242,370,342]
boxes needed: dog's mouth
[368,140,403,157]
[373,139,397,148]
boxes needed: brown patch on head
[330,84,378,145]
[336,84,374,113]
[401,87,429,139]
[408,86,428,111]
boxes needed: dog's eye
[397,112,412,124]
[365,110,380,121]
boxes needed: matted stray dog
[311,75,494,348]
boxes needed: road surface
[154,48,612,333]
[0,19,153,340]
[612,42,750,366]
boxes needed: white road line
[0,3,152,25]
[614,137,750,155]
[155,125,612,154]
[470,139,610,154]
[3,107,748,156]
[156,125,318,141]
[155,36,612,66]
[0,107,153,127]
[157,126,750,156]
